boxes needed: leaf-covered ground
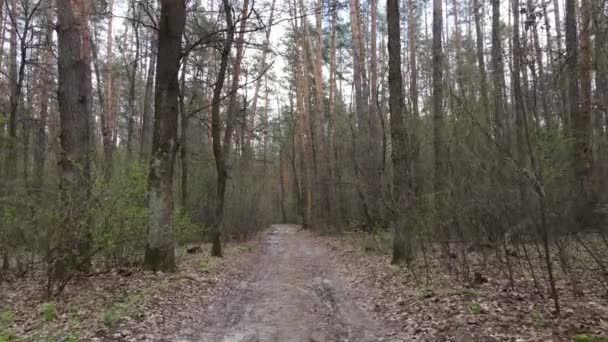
[0,241,261,341]
[319,232,608,341]
[2,228,607,341]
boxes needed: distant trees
[0,0,606,307]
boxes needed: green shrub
[468,302,482,314]
[460,287,481,297]
[92,160,148,264]
[174,209,206,245]
[198,257,210,273]
[531,310,547,328]
[40,302,57,322]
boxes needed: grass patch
[460,287,481,297]
[416,286,435,299]
[573,334,608,342]
[40,302,57,322]
[199,256,211,273]
[531,310,547,329]
[468,302,482,314]
[102,291,144,327]
[0,308,15,342]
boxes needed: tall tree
[5,0,18,184]
[572,0,594,225]
[56,0,93,276]
[349,0,376,224]
[144,0,186,271]
[388,0,413,263]
[102,0,115,179]
[491,0,506,142]
[432,0,448,249]
[140,32,157,160]
[408,0,422,197]
[209,0,237,257]
[34,5,54,190]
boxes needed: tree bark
[349,0,376,224]
[144,0,186,271]
[433,0,448,247]
[474,0,489,127]
[103,0,115,179]
[140,32,157,161]
[34,8,54,191]
[127,5,141,159]
[388,0,413,264]
[210,0,236,257]
[56,0,93,277]
[573,0,594,225]
[408,0,422,198]
[5,0,18,185]
[491,0,507,144]
[246,0,275,158]
[180,57,189,209]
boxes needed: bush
[174,209,206,245]
[40,302,57,322]
[91,160,148,264]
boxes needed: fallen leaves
[318,232,608,341]
[0,240,261,341]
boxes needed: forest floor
[2,224,607,341]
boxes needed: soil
[174,224,407,342]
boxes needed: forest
[0,0,607,340]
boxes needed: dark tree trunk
[388,0,413,264]
[34,13,54,191]
[56,0,93,277]
[144,0,186,272]
[432,0,448,248]
[210,0,236,257]
[140,32,157,161]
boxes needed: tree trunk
[5,0,18,185]
[491,0,506,142]
[103,0,115,179]
[529,0,552,129]
[349,0,375,225]
[180,57,189,209]
[474,0,489,127]
[144,0,186,272]
[140,32,157,161]
[328,0,339,225]
[34,10,54,191]
[433,0,448,248]
[210,0,236,257]
[573,0,594,225]
[245,0,276,158]
[388,0,413,264]
[408,0,422,198]
[56,0,93,278]
[127,8,141,159]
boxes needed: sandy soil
[176,224,406,342]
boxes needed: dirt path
[183,224,404,342]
